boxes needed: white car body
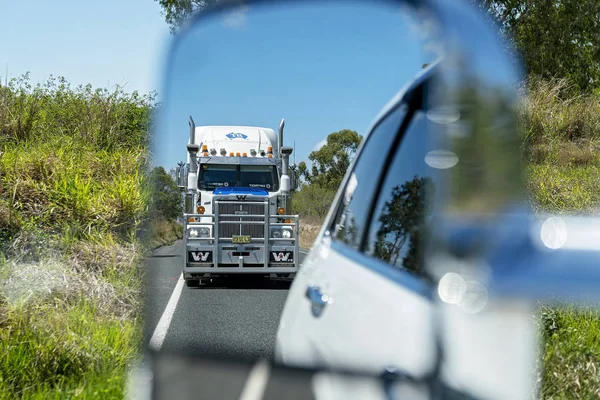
[275,63,538,400]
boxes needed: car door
[276,75,441,379]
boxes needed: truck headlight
[271,228,282,238]
[282,228,293,239]
[189,228,199,238]
[199,227,210,238]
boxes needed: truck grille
[217,202,266,239]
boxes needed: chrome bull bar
[183,209,300,268]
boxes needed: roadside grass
[0,244,144,399]
[538,305,600,399]
[0,297,141,399]
[521,78,600,398]
[298,216,324,249]
[526,163,600,214]
[0,139,149,250]
[146,218,184,249]
[0,74,156,398]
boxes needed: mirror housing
[186,144,200,189]
[184,192,195,215]
[289,163,299,191]
[280,146,293,195]
[139,0,592,399]
[175,160,187,190]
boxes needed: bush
[148,166,183,221]
[0,73,154,151]
[0,74,157,254]
[521,77,600,163]
[291,185,336,218]
[521,78,600,214]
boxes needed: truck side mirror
[290,168,299,191]
[175,161,187,190]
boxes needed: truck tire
[185,279,200,288]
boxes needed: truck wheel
[186,279,200,288]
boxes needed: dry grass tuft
[146,218,184,249]
[298,217,325,249]
[1,255,139,321]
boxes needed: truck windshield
[199,165,238,189]
[199,164,279,191]
[240,165,278,190]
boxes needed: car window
[364,110,446,283]
[330,104,408,249]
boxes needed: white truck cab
[175,118,299,287]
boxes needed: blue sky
[0,0,170,95]
[1,0,434,169]
[156,1,435,168]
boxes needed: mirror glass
[146,0,436,364]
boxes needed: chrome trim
[329,240,433,300]
[264,200,269,268]
[184,266,297,274]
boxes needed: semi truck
[175,117,299,287]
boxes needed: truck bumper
[184,242,299,278]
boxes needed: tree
[155,0,221,33]
[291,184,336,218]
[373,176,434,279]
[298,129,362,189]
[474,0,600,93]
[149,166,183,220]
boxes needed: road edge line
[238,360,271,400]
[149,272,184,351]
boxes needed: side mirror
[139,0,595,399]
[175,161,187,190]
[290,169,298,191]
[432,211,600,305]
[289,164,299,191]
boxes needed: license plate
[232,235,251,244]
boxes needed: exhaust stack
[187,116,199,191]
[189,116,196,145]
[278,119,285,158]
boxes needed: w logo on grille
[189,251,212,262]
[271,251,293,262]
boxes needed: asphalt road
[144,239,308,361]
[131,241,430,400]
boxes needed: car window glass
[365,111,448,283]
[331,104,408,249]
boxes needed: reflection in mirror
[147,0,434,365]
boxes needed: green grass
[0,242,144,399]
[526,163,600,213]
[538,306,600,399]
[521,78,600,398]
[0,74,154,398]
[0,299,141,399]
[0,138,149,249]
